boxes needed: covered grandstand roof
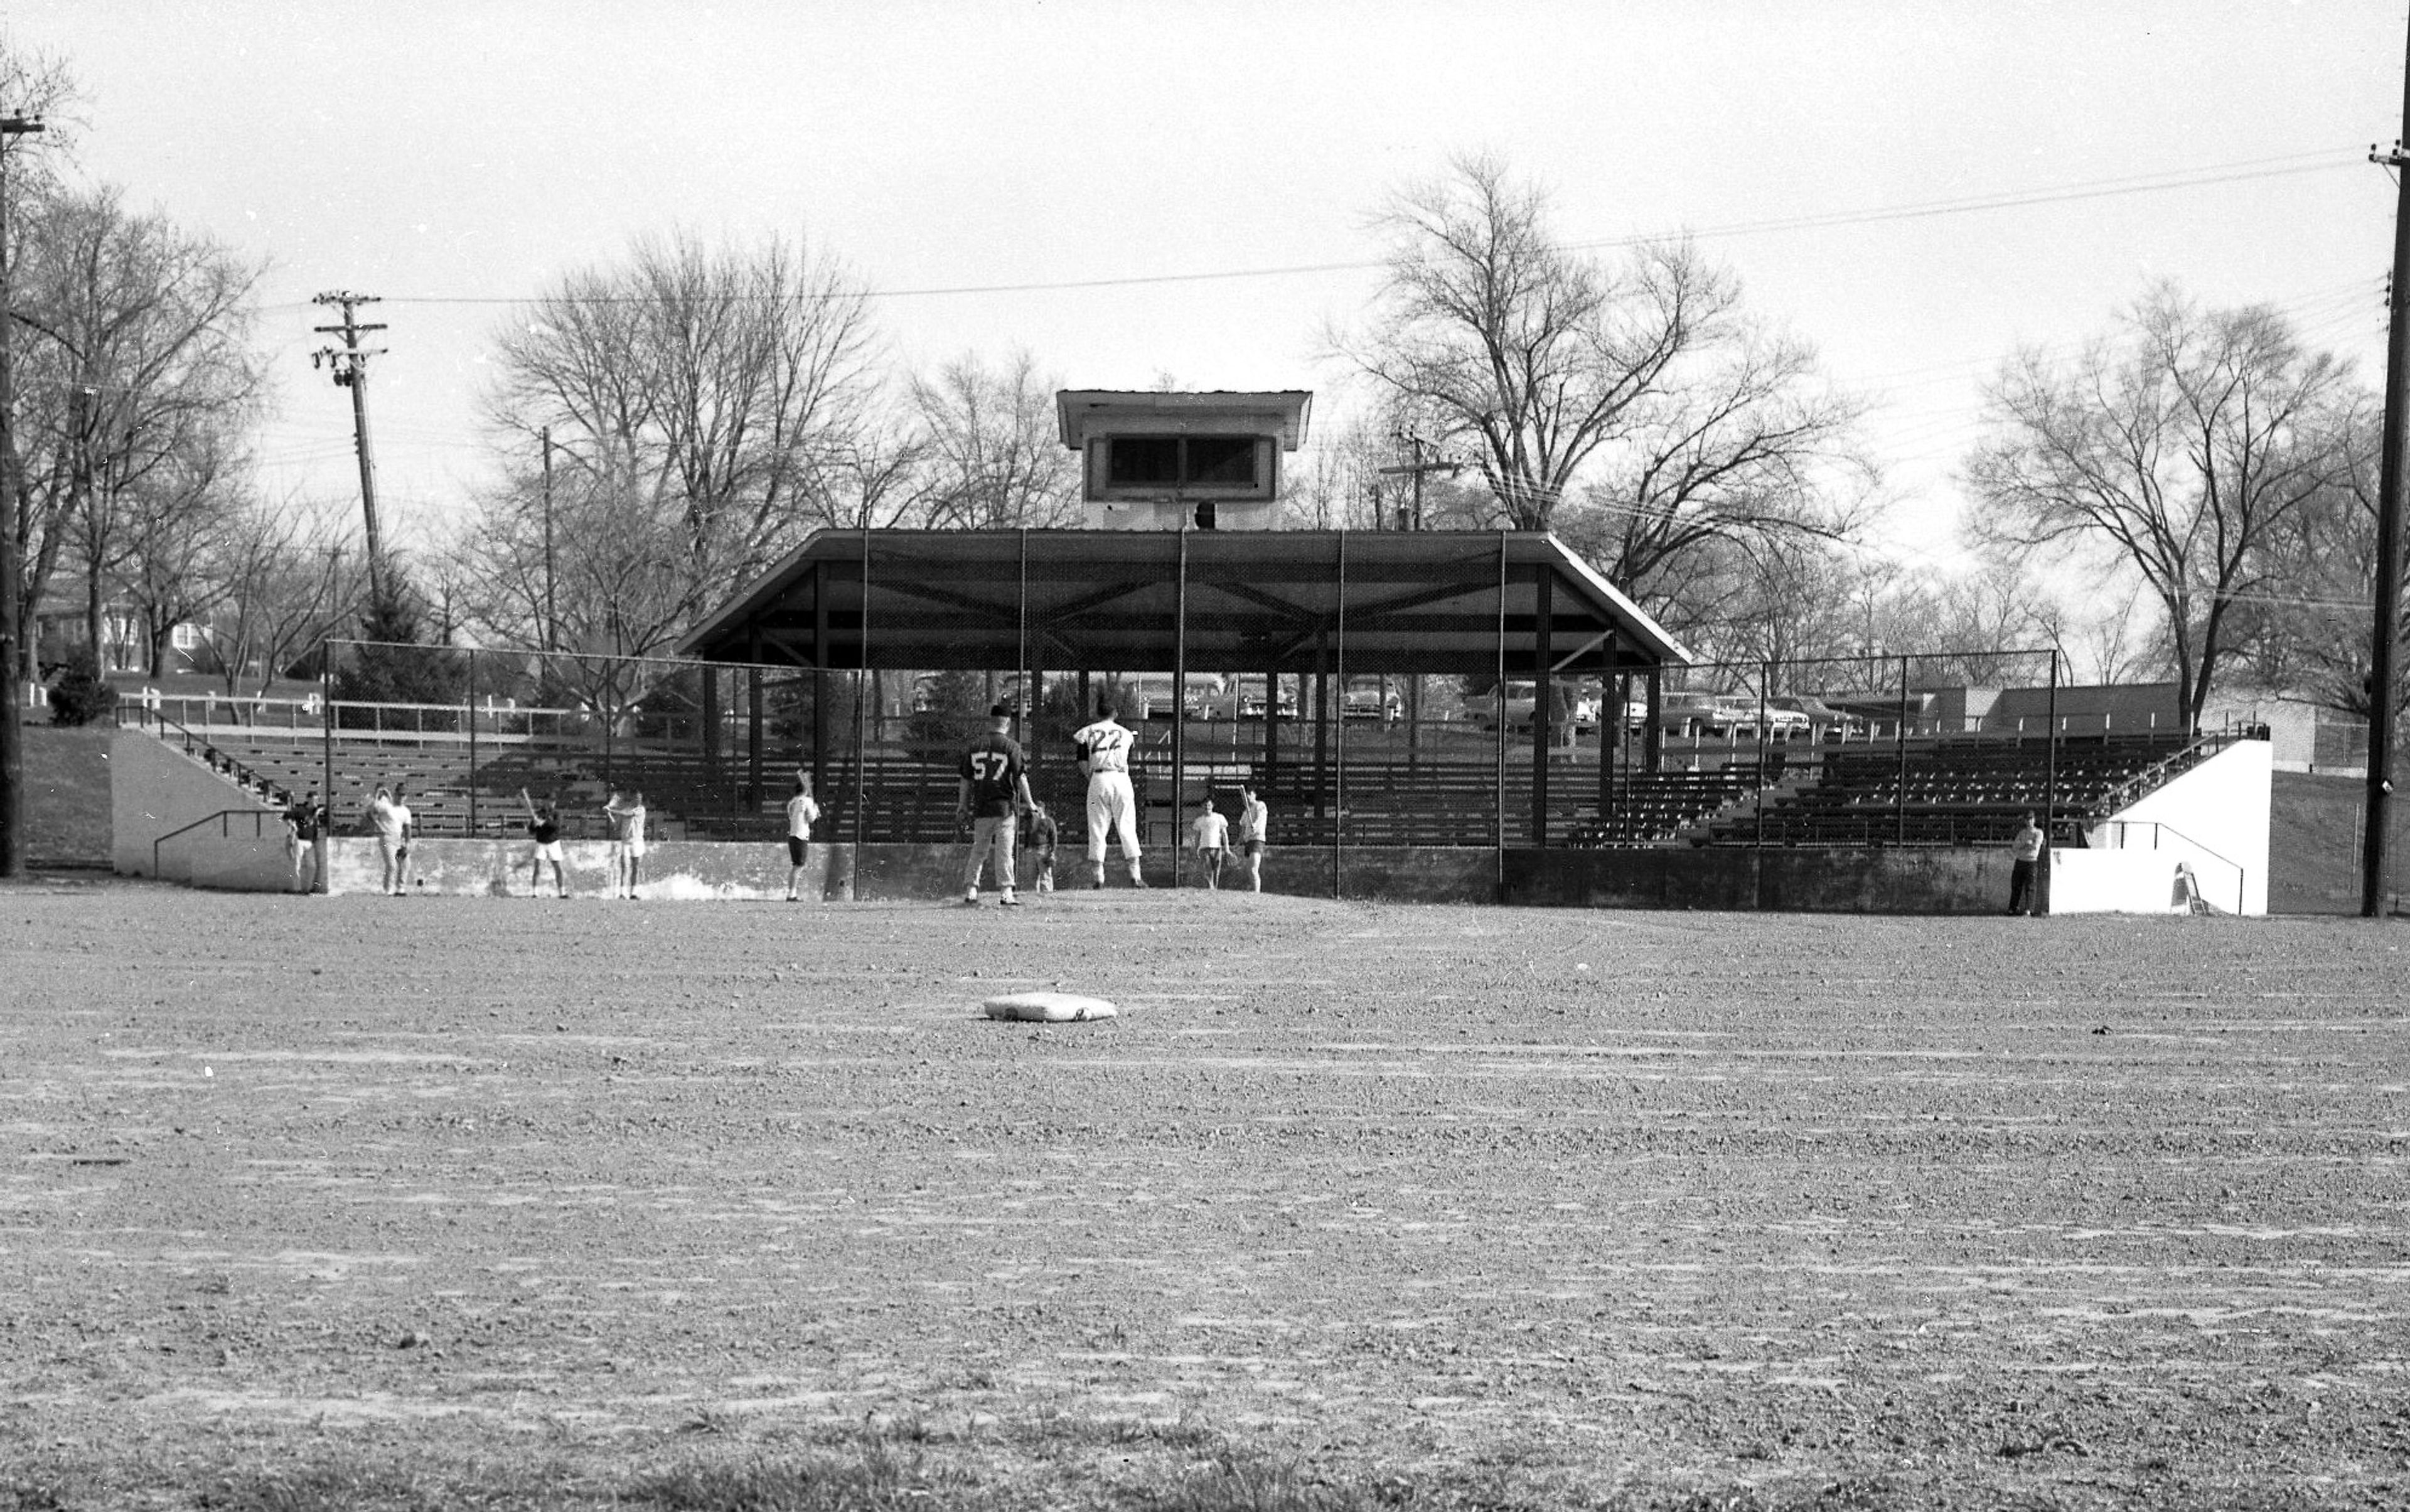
[676,528,1690,678]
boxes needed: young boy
[1235,784,1269,894]
[784,772,821,901]
[1026,800,1059,893]
[521,788,570,898]
[1188,795,1230,890]
[604,788,648,899]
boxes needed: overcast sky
[15,0,2406,576]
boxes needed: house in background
[32,603,225,680]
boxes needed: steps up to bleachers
[1565,768,1767,847]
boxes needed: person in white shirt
[1072,695,1145,889]
[1188,796,1230,890]
[783,772,821,902]
[368,783,414,896]
[604,788,649,899]
[1235,783,1269,894]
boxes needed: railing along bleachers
[1705,731,2207,848]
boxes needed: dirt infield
[3,881,2407,1509]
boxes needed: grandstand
[134,685,2231,856]
[100,520,2268,914]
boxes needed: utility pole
[312,291,388,614]
[0,110,47,882]
[1378,430,1462,531]
[540,427,557,654]
[2367,28,2410,918]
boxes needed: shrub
[48,649,118,727]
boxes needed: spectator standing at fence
[956,702,1034,907]
[521,788,570,898]
[283,788,324,894]
[2006,811,2045,916]
[784,772,821,902]
[1235,784,1269,893]
[1073,695,1144,889]
[1025,800,1059,893]
[1188,796,1230,889]
[604,788,648,899]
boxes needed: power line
[271,148,2359,312]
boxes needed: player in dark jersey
[956,700,1036,906]
[520,788,570,897]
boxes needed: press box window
[1089,434,1274,501]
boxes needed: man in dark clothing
[284,788,325,894]
[956,701,1036,907]
[2006,811,2045,916]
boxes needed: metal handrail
[2096,818,2249,914]
[153,808,284,879]
[122,707,287,803]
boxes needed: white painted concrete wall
[2056,738,2271,916]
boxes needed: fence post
[1173,525,1189,892]
[1332,530,1346,896]
[321,638,335,856]
[466,647,479,837]
[1895,654,1910,845]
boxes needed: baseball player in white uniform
[1073,695,1145,888]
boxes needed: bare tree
[102,424,238,675]
[11,185,265,664]
[1331,152,1870,613]
[208,496,355,697]
[451,443,713,663]
[1966,286,2354,727]
[2236,390,2402,719]
[1283,415,1398,530]
[1558,324,1875,614]
[0,41,77,683]
[486,230,881,582]
[911,350,1076,528]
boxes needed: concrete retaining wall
[185,838,301,893]
[324,837,843,899]
[1502,845,2013,914]
[289,835,2013,913]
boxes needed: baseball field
[3,881,2405,1510]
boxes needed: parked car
[1731,699,1811,738]
[1657,690,1732,734]
[1196,682,1297,720]
[1464,680,1597,731]
[1340,677,1403,722]
[1770,694,1862,734]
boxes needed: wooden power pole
[312,291,388,612]
[2367,28,2410,918]
[0,110,46,881]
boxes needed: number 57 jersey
[960,734,1027,818]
